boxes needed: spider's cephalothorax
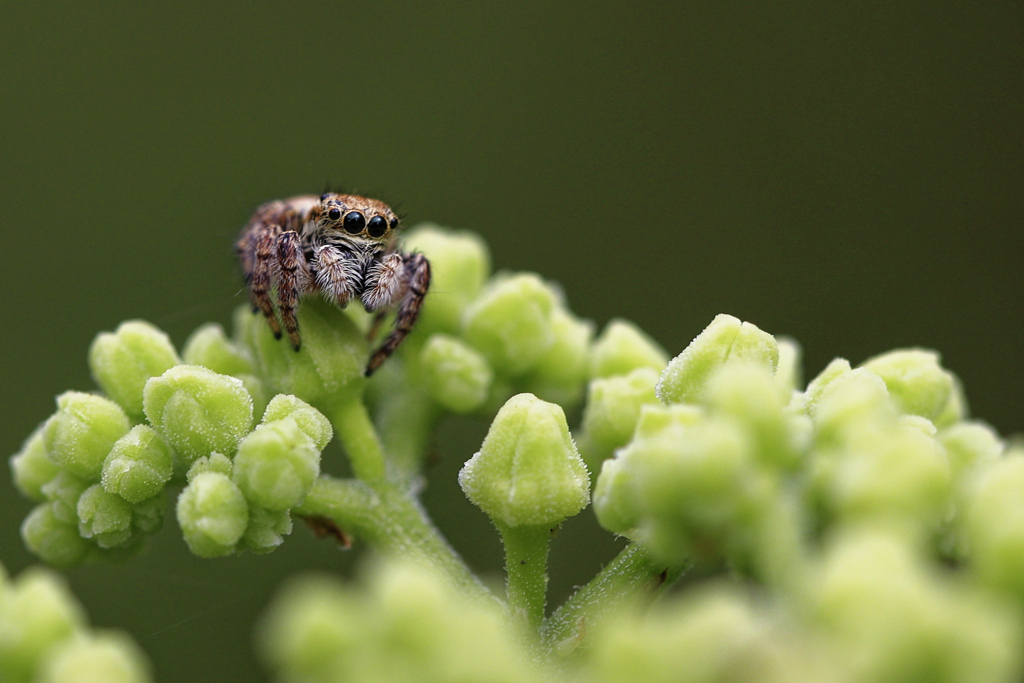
[236,193,430,376]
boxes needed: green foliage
[7,222,1024,682]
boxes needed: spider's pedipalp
[315,245,359,306]
[362,253,405,312]
[366,252,430,376]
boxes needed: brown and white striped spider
[236,193,430,376]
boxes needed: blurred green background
[1,2,1020,681]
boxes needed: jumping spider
[236,193,430,376]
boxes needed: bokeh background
[1,2,1020,681]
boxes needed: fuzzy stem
[497,523,551,632]
[296,475,492,603]
[323,397,387,485]
[541,543,685,653]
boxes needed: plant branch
[540,543,686,653]
[296,475,493,603]
[498,523,551,633]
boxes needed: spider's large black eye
[343,211,366,234]
[367,216,388,238]
[327,207,341,220]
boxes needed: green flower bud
[260,560,543,683]
[705,363,802,471]
[0,567,86,681]
[811,529,1019,683]
[861,349,956,421]
[42,392,130,481]
[131,494,166,535]
[592,454,641,535]
[420,334,493,413]
[41,470,90,524]
[233,419,320,511]
[88,320,180,419]
[810,368,893,442]
[656,315,779,406]
[774,336,803,400]
[101,425,173,504]
[77,484,133,548]
[798,357,854,416]
[261,394,333,451]
[577,368,660,470]
[20,504,92,569]
[596,410,763,564]
[459,393,590,527]
[143,365,253,465]
[461,273,558,376]
[963,450,1024,599]
[40,630,153,683]
[933,373,968,428]
[182,323,254,376]
[402,225,491,337]
[10,425,60,502]
[589,318,668,380]
[519,308,595,410]
[239,373,270,423]
[939,421,1002,481]
[243,505,293,554]
[185,452,234,481]
[632,402,705,438]
[242,296,366,408]
[810,377,951,531]
[258,575,362,682]
[176,471,249,557]
[370,561,537,681]
[85,534,145,566]
[585,587,798,683]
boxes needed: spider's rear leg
[251,230,282,338]
[366,253,430,376]
[276,231,310,351]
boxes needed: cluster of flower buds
[11,316,336,565]
[10,218,1024,683]
[260,560,549,683]
[582,313,1023,681]
[0,561,152,683]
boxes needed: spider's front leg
[365,252,430,376]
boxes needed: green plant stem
[295,475,492,603]
[540,543,685,653]
[497,523,551,632]
[323,397,387,485]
